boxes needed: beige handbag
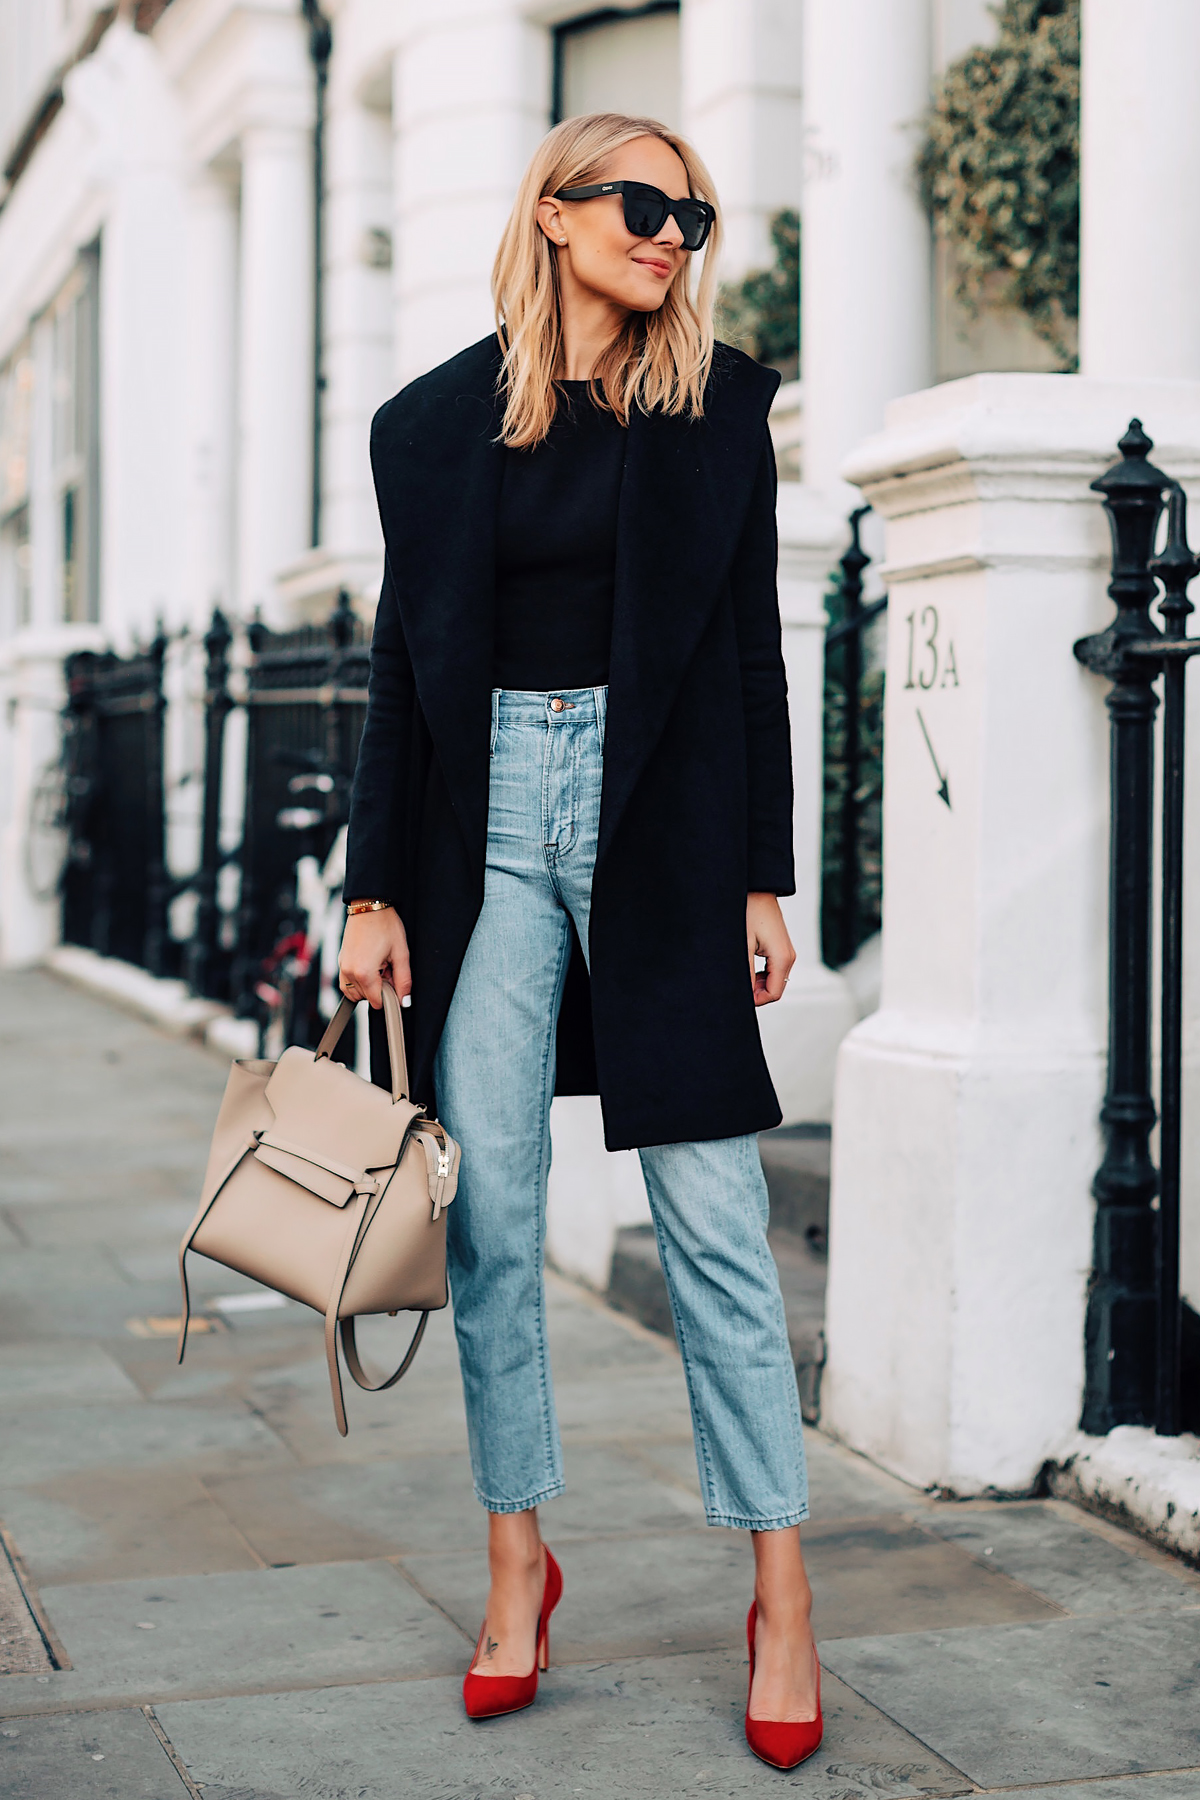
[177,985,459,1434]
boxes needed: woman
[338,112,821,1769]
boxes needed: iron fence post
[142,628,169,978]
[1147,484,1200,1435]
[185,608,233,999]
[836,509,871,969]
[1074,421,1166,1433]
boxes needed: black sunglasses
[553,180,715,252]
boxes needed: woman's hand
[338,908,412,1009]
[747,892,795,1007]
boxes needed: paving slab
[204,1440,704,1569]
[399,1514,1062,1668]
[155,1649,972,1800]
[0,1561,469,1714]
[822,1610,1200,1785]
[999,1780,1200,1800]
[919,1500,1200,1616]
[2,1198,197,1249]
[0,1341,142,1410]
[0,1469,264,1585]
[0,1399,289,1486]
[801,1515,1065,1639]
[0,1707,190,1798]
[243,1352,473,1465]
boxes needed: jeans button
[549,697,564,713]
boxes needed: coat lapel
[599,353,779,864]
[370,340,505,871]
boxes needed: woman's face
[537,135,692,315]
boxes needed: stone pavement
[1,967,1199,1800]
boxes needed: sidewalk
[1,967,1199,1800]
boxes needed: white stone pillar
[0,628,102,967]
[1080,0,1200,381]
[238,124,313,620]
[800,0,933,501]
[757,485,857,1123]
[181,170,237,623]
[680,0,803,281]
[391,2,548,384]
[824,373,1200,1494]
[321,94,393,568]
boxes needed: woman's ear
[536,196,567,246]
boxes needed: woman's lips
[633,256,673,278]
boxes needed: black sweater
[493,382,626,689]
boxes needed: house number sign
[903,605,957,811]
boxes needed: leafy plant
[716,210,800,380]
[917,0,1079,362]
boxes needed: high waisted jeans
[434,687,808,1530]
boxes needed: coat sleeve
[730,429,796,897]
[343,558,416,905]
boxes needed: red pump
[744,1601,823,1769]
[463,1548,564,1720]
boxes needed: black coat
[344,334,794,1151]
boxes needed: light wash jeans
[434,686,808,1530]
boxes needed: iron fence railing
[57,592,369,1045]
[1075,420,1200,1438]
[821,506,886,970]
[61,633,168,973]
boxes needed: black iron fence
[232,594,368,1042]
[821,506,887,969]
[1075,420,1200,1438]
[61,634,168,974]
[59,593,368,1044]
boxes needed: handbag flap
[252,1140,357,1206]
[259,1046,420,1199]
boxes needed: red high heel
[462,1547,563,1720]
[744,1601,823,1769]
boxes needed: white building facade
[2,0,1194,1502]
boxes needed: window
[553,4,681,130]
[50,244,100,623]
[0,337,34,633]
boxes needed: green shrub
[716,209,800,380]
[917,0,1079,362]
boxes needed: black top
[493,381,626,689]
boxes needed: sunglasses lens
[675,203,711,250]
[622,185,667,238]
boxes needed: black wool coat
[344,334,794,1151]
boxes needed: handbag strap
[320,1158,431,1435]
[315,982,410,1104]
[176,1131,261,1365]
[339,1312,429,1393]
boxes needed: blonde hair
[492,113,721,448]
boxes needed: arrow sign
[916,709,951,809]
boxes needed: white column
[181,170,237,623]
[757,485,858,1123]
[680,0,803,281]
[391,1,548,384]
[1080,0,1200,380]
[94,26,187,641]
[801,0,933,501]
[0,627,102,966]
[824,373,1200,1494]
[321,94,393,565]
[238,124,313,620]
